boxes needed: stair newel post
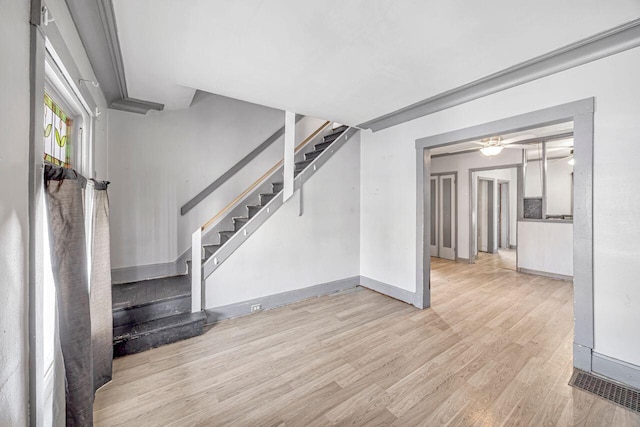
[191,228,203,312]
[283,111,296,202]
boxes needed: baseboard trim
[517,267,573,282]
[509,244,517,250]
[205,276,361,323]
[456,257,470,264]
[573,342,592,371]
[111,261,184,284]
[592,352,640,390]
[359,276,416,306]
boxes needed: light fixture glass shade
[568,158,575,166]
[480,146,504,156]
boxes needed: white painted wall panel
[206,134,360,307]
[517,222,573,276]
[359,47,640,366]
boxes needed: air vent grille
[570,369,640,413]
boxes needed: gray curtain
[44,166,94,426]
[89,180,113,390]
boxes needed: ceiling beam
[359,18,640,132]
[65,0,164,113]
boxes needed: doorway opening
[472,168,519,272]
[415,99,594,372]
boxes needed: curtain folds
[89,181,113,390]
[44,165,113,426]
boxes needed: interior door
[430,176,438,257]
[477,179,488,253]
[438,174,456,260]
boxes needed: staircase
[112,275,206,356]
[111,124,351,357]
[188,124,349,274]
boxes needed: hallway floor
[94,257,639,426]
[476,248,517,271]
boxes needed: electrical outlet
[251,304,262,313]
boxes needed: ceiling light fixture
[568,149,575,165]
[480,137,504,156]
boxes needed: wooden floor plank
[94,251,640,426]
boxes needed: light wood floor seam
[94,250,640,426]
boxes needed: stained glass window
[43,92,72,168]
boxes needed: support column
[283,111,296,201]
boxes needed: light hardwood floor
[94,257,640,426]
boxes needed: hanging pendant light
[480,137,504,156]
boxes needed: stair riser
[323,133,341,143]
[113,296,191,328]
[272,182,283,193]
[314,141,332,151]
[305,150,323,161]
[219,233,234,244]
[247,206,262,218]
[295,160,312,170]
[113,320,204,357]
[204,246,220,257]
[233,220,247,231]
[260,194,276,205]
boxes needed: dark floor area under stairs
[113,125,349,357]
[112,275,205,357]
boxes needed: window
[522,136,574,221]
[43,92,72,167]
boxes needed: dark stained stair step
[247,205,263,218]
[259,193,276,205]
[112,275,191,328]
[295,159,313,172]
[322,132,342,144]
[314,140,333,151]
[203,244,222,257]
[233,217,249,231]
[113,311,206,357]
[218,230,236,244]
[304,149,325,161]
[272,182,283,193]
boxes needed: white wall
[206,133,360,308]
[359,47,640,367]
[518,222,573,276]
[108,92,325,269]
[0,0,30,424]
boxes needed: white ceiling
[112,1,640,125]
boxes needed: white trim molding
[592,353,640,390]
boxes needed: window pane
[524,142,543,198]
[545,138,574,217]
[44,93,72,168]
